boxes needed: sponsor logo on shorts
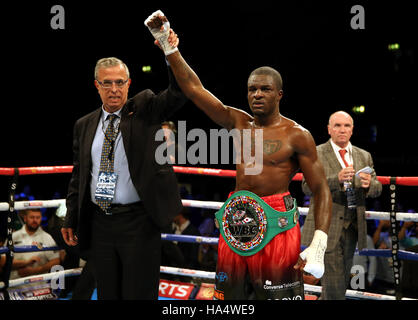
[263,280,301,291]
[216,272,228,283]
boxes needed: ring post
[0,168,19,300]
[389,177,402,300]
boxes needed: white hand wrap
[144,10,178,56]
[299,230,327,279]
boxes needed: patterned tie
[338,149,350,168]
[96,114,118,211]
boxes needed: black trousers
[71,259,96,300]
[91,203,161,300]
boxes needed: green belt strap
[215,190,299,256]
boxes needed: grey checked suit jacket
[301,140,382,251]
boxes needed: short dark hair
[23,208,42,216]
[248,66,283,91]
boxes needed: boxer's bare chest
[233,122,299,195]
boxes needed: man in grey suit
[301,111,382,300]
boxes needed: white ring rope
[160,266,216,280]
[0,199,65,211]
[2,198,417,300]
[0,268,82,290]
[159,266,415,300]
[302,284,416,301]
[1,199,417,222]
[161,233,219,244]
[1,166,416,300]
[1,265,415,300]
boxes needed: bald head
[327,111,354,148]
[328,111,353,126]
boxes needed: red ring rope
[0,165,418,186]
[0,166,73,176]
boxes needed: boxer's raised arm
[167,51,238,129]
[145,11,239,130]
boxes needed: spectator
[197,216,218,272]
[399,212,418,250]
[401,245,418,299]
[173,208,200,270]
[371,220,395,295]
[397,211,418,298]
[160,223,185,270]
[9,209,61,279]
[11,194,33,232]
[301,111,382,299]
[1,229,40,276]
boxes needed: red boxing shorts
[214,191,304,300]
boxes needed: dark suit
[301,140,382,299]
[64,68,187,299]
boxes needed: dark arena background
[0,0,417,303]
[1,1,416,210]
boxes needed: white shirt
[9,226,60,280]
[174,220,190,235]
[172,220,190,245]
[330,140,353,168]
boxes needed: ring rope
[3,234,417,261]
[1,264,415,300]
[159,266,416,300]
[0,245,61,254]
[1,164,417,300]
[1,165,418,186]
[1,199,417,223]
[158,235,418,261]
[302,284,416,301]
[160,233,219,244]
[0,268,82,290]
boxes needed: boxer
[145,11,332,299]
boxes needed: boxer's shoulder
[228,106,254,128]
[282,117,312,141]
[283,117,309,132]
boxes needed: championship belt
[215,190,299,256]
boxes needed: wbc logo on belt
[222,195,267,252]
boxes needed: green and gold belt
[215,190,299,256]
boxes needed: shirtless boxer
[145,11,332,300]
